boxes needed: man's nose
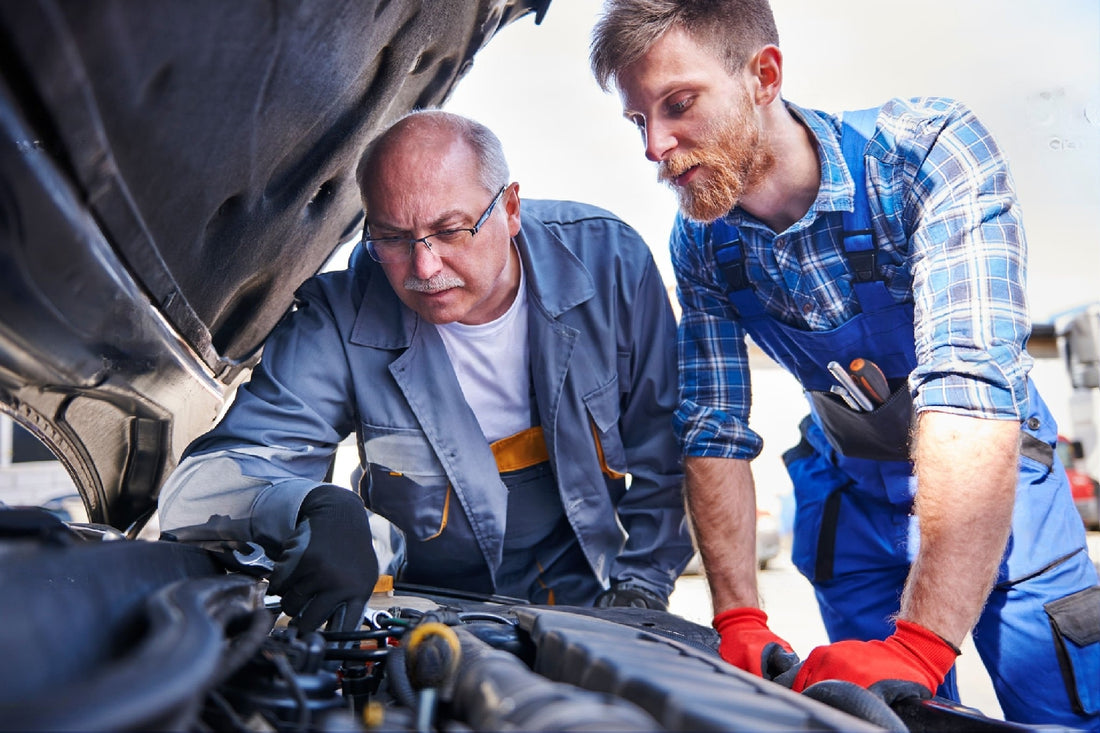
[644,119,676,163]
[410,238,444,279]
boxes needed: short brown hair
[589,0,779,92]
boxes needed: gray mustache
[404,275,465,293]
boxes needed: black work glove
[594,581,669,611]
[267,485,378,632]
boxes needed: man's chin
[401,290,460,324]
[678,191,738,223]
[664,175,738,223]
[416,308,459,326]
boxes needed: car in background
[1058,435,1100,530]
[683,508,781,575]
[755,508,782,569]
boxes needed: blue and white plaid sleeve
[888,99,1032,420]
[669,216,764,459]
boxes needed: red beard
[658,105,774,223]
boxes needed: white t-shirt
[435,253,532,444]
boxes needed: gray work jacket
[158,199,692,598]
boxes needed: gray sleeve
[158,281,356,557]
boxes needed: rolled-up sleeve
[900,100,1032,420]
[158,280,356,554]
[670,215,764,459]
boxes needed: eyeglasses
[363,185,507,263]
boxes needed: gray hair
[590,0,779,92]
[357,109,509,196]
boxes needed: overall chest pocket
[360,423,451,542]
[807,378,914,462]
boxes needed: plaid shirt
[672,97,1032,459]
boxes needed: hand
[787,619,959,696]
[594,581,669,611]
[267,485,378,632]
[713,607,799,680]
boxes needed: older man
[158,110,692,631]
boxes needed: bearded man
[590,1,1100,729]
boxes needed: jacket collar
[720,101,855,237]
[785,101,859,217]
[349,203,595,348]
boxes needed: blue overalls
[713,109,1100,727]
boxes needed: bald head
[353,109,523,326]
[357,110,509,204]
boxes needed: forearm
[684,455,760,612]
[158,449,320,552]
[900,410,1019,646]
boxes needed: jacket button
[1027,417,1041,430]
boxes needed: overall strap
[711,221,766,316]
[839,107,894,312]
[712,107,893,315]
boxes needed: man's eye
[375,239,407,250]
[430,230,470,246]
[668,97,693,115]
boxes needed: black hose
[323,647,389,662]
[800,680,908,732]
[205,607,275,690]
[384,644,419,710]
[321,628,399,642]
[267,650,311,733]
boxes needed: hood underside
[0,0,549,531]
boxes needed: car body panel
[0,0,549,530]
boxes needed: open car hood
[0,0,549,532]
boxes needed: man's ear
[750,45,783,106]
[505,182,522,237]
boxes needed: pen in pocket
[827,360,875,411]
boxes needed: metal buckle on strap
[844,245,877,282]
[713,237,750,291]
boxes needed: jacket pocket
[583,376,627,479]
[360,423,450,542]
[1044,585,1100,715]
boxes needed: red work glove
[713,607,799,680]
[789,619,959,696]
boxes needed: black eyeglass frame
[362,184,508,263]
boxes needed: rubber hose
[384,644,418,710]
[800,680,908,732]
